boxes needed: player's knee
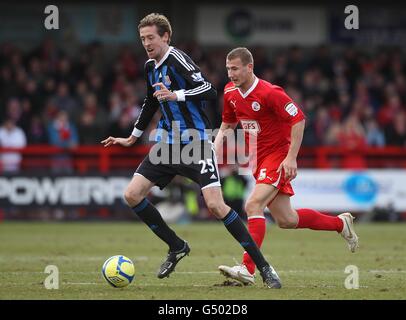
[245,199,263,216]
[124,188,143,207]
[206,200,226,218]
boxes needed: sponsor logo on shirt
[285,102,298,116]
[240,120,261,136]
[191,72,204,82]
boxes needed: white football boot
[218,264,255,285]
[338,212,359,253]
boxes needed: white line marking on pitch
[2,270,406,275]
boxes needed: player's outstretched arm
[101,135,137,148]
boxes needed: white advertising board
[197,5,326,45]
[290,170,406,211]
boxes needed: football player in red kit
[215,47,359,285]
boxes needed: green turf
[0,221,405,299]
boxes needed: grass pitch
[0,221,405,300]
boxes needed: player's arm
[287,119,305,161]
[214,122,238,160]
[174,66,217,101]
[214,90,238,160]
[101,63,159,147]
[277,119,305,180]
[272,87,306,181]
[101,135,137,147]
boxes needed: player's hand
[101,136,137,147]
[152,82,177,102]
[277,156,297,181]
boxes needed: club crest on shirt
[251,101,261,111]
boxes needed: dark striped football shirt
[132,46,217,144]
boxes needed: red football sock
[242,216,266,274]
[296,208,343,232]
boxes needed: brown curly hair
[138,13,172,44]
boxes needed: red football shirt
[222,77,305,163]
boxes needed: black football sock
[132,198,185,252]
[222,209,268,270]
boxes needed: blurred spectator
[34,38,62,73]
[87,70,107,107]
[108,92,125,123]
[51,82,78,117]
[365,118,385,147]
[27,56,45,84]
[109,112,135,139]
[324,120,342,146]
[47,110,78,173]
[55,56,76,87]
[338,114,367,168]
[22,78,43,115]
[76,93,108,144]
[41,77,57,98]
[377,95,402,128]
[0,119,27,173]
[118,46,139,80]
[313,107,331,145]
[338,114,367,149]
[385,111,406,146]
[27,115,48,144]
[5,97,23,123]
[47,110,78,148]
[0,65,18,107]
[74,80,89,106]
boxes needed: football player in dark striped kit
[101,13,281,288]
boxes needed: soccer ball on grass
[102,255,135,288]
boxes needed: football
[102,255,135,288]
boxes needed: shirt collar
[238,76,259,99]
[155,46,173,69]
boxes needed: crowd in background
[1,39,405,220]
[1,39,406,155]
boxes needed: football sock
[132,198,185,252]
[222,209,268,270]
[296,208,344,232]
[242,216,266,274]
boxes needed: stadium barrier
[1,145,406,173]
[0,144,151,174]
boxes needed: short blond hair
[226,47,254,66]
[138,13,172,44]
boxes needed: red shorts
[253,153,295,196]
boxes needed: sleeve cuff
[131,127,144,138]
[174,90,186,102]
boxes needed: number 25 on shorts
[199,159,215,174]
